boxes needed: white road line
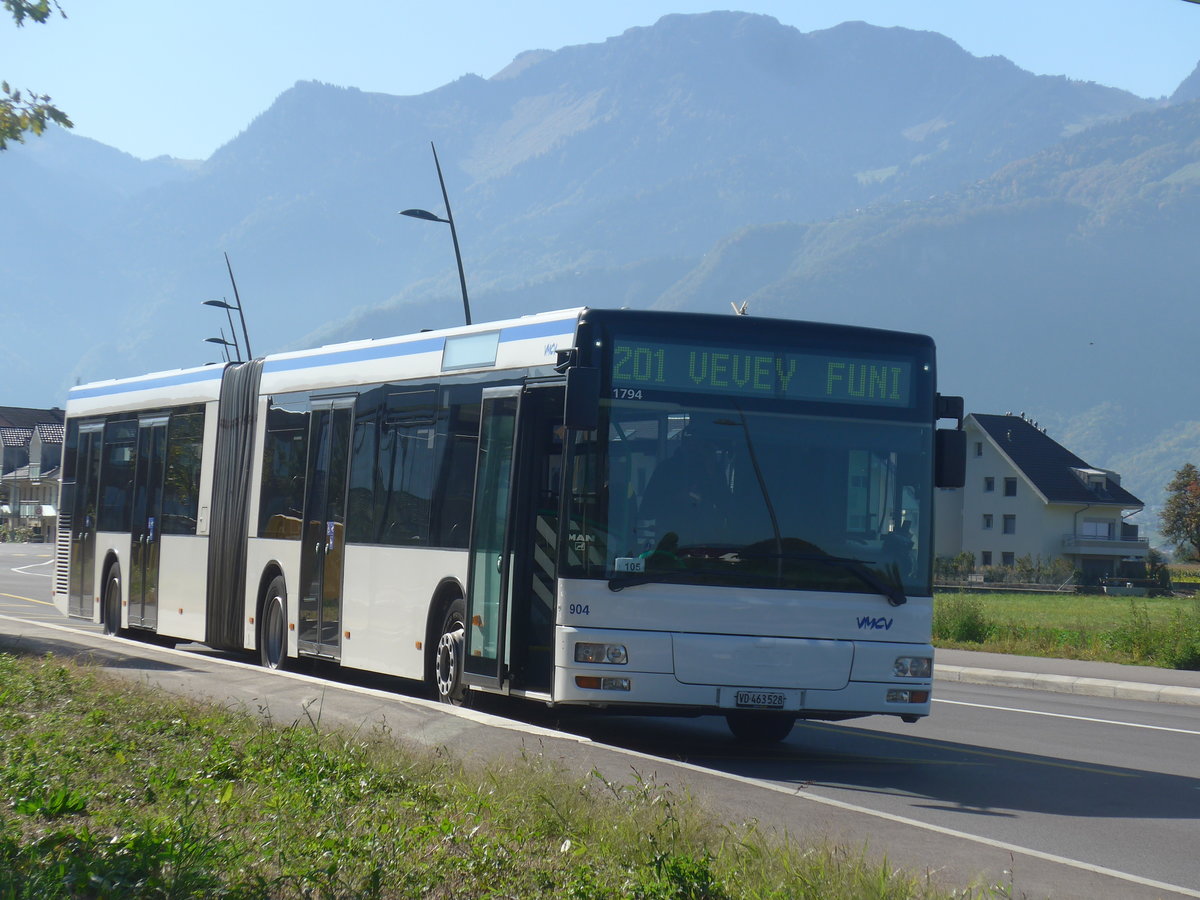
[935,697,1200,737]
[593,744,1200,899]
[12,559,53,576]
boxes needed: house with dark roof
[934,413,1148,580]
[0,406,65,541]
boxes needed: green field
[933,591,1200,668]
[0,652,1009,899]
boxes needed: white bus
[54,307,964,742]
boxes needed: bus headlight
[575,642,628,665]
[893,656,932,678]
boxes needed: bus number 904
[612,389,643,400]
[569,604,590,616]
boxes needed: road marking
[0,592,53,607]
[936,698,1200,737]
[12,559,53,576]
[796,721,1135,777]
[645,756,1200,899]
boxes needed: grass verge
[934,592,1200,668]
[0,652,1007,899]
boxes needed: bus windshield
[565,398,933,598]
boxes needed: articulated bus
[54,307,965,742]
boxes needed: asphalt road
[1,542,1197,898]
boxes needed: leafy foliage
[4,1,61,26]
[1161,463,1200,560]
[1,1,72,150]
[932,595,992,644]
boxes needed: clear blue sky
[4,0,1199,161]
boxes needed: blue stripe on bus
[262,336,446,374]
[498,318,578,341]
[262,317,579,374]
[69,367,224,400]
[71,316,582,400]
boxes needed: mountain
[3,11,1197,524]
[646,93,1200,528]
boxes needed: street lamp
[200,254,254,362]
[400,142,472,326]
[205,334,237,363]
[202,299,242,361]
[222,252,254,359]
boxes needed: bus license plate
[735,690,786,709]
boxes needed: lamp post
[202,299,241,361]
[200,254,254,362]
[205,334,237,363]
[400,142,472,326]
[223,252,254,359]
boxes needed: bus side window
[258,401,309,540]
[430,386,480,549]
[161,406,205,534]
[375,388,438,547]
[97,418,137,532]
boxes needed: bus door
[68,422,104,618]
[129,415,168,629]
[464,384,563,693]
[297,398,354,659]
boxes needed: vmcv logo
[857,616,894,631]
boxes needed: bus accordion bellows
[54,307,965,743]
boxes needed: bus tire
[102,567,123,637]
[434,598,468,706]
[725,711,795,743]
[259,577,290,670]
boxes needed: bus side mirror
[564,367,600,431]
[935,428,966,488]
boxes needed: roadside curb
[934,665,1200,707]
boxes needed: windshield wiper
[739,551,907,606]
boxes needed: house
[934,412,1147,580]
[0,406,65,542]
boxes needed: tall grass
[934,593,1200,669]
[0,652,1005,899]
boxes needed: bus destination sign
[611,339,913,407]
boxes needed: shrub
[934,552,975,581]
[1102,600,1200,669]
[933,595,992,644]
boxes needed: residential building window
[981,551,992,566]
[982,514,993,529]
[1004,477,1017,497]
[1081,519,1114,539]
[974,441,983,457]
[1001,552,1015,566]
[1002,514,1016,534]
[984,477,995,492]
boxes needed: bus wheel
[259,577,290,670]
[725,712,795,743]
[434,599,468,706]
[102,568,123,637]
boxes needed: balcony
[1061,533,1150,556]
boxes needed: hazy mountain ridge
[645,97,1200,527]
[3,11,1197,525]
